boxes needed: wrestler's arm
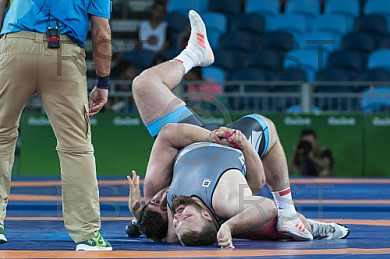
[144,123,220,201]
[212,172,276,248]
[216,195,277,248]
[216,128,266,195]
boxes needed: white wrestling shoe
[277,211,313,241]
[183,10,214,67]
[307,219,350,240]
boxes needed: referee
[0,0,112,251]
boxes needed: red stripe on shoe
[172,59,183,63]
[197,36,205,44]
[197,41,205,49]
[197,33,205,39]
[279,188,291,196]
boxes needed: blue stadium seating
[311,14,352,37]
[230,13,265,35]
[368,49,390,72]
[164,12,188,46]
[243,48,284,72]
[271,14,309,39]
[361,87,390,113]
[166,0,205,16]
[284,49,328,81]
[202,12,228,48]
[208,0,241,17]
[202,66,226,84]
[259,31,296,52]
[285,0,321,20]
[202,12,228,33]
[123,49,156,75]
[341,32,379,56]
[245,0,280,23]
[358,68,390,81]
[218,31,257,53]
[285,105,321,113]
[353,14,388,37]
[364,0,390,29]
[326,50,366,73]
[213,48,237,72]
[315,68,356,93]
[325,0,360,19]
[297,31,340,54]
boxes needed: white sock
[173,50,196,74]
[272,187,297,215]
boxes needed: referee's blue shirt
[0,0,111,48]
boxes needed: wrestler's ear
[201,210,213,221]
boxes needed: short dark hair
[300,128,317,139]
[179,217,217,246]
[138,205,168,240]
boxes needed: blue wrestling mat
[0,177,389,258]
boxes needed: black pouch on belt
[46,26,60,49]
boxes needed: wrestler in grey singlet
[167,142,246,225]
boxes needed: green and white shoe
[76,230,112,251]
[0,223,7,244]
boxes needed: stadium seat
[202,12,228,34]
[213,48,237,72]
[218,31,256,53]
[326,50,366,72]
[207,0,241,17]
[271,14,309,39]
[259,31,296,52]
[245,0,280,22]
[285,0,320,20]
[123,49,157,75]
[361,87,390,113]
[297,31,340,54]
[207,30,223,49]
[230,13,265,35]
[311,14,352,36]
[341,32,379,56]
[166,0,204,15]
[364,0,390,28]
[285,105,321,113]
[244,48,284,72]
[359,68,390,81]
[273,68,307,92]
[202,12,228,48]
[284,49,328,81]
[202,66,226,84]
[164,12,188,45]
[325,0,360,19]
[368,49,390,72]
[353,14,387,37]
[315,68,356,93]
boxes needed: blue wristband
[96,76,110,90]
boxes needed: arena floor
[0,177,389,258]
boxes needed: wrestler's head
[171,195,217,246]
[138,187,169,241]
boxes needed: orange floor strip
[1,248,390,258]
[9,178,390,187]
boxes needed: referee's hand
[89,86,108,117]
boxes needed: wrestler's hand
[217,223,235,249]
[215,127,246,150]
[89,86,108,117]
[127,170,142,219]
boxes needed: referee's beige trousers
[0,31,101,243]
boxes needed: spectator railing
[25,80,390,113]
